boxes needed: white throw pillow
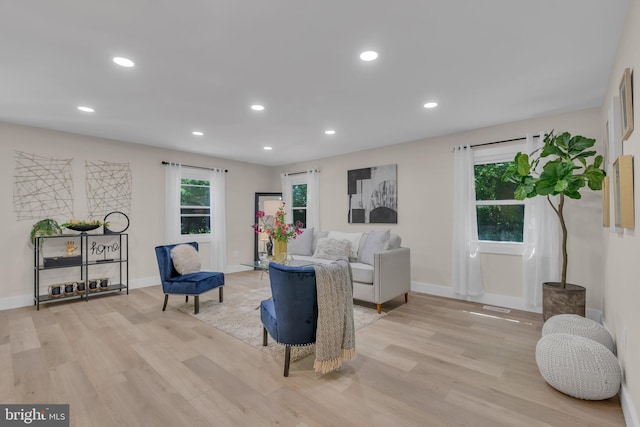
[313,238,351,261]
[287,227,315,256]
[359,229,391,265]
[327,231,363,260]
[170,244,201,275]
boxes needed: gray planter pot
[542,282,586,322]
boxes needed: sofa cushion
[312,231,329,253]
[313,238,351,260]
[359,229,390,265]
[327,231,363,260]
[388,234,401,250]
[170,244,201,275]
[350,261,374,284]
[291,255,374,284]
[287,227,314,256]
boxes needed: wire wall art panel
[13,151,74,221]
[85,160,132,218]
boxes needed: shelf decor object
[613,155,634,229]
[620,68,634,141]
[103,211,130,234]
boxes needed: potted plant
[502,131,605,320]
[253,202,303,260]
[30,218,63,246]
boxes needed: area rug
[178,286,386,362]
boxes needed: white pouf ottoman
[536,333,621,400]
[542,314,615,353]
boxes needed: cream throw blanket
[313,259,356,374]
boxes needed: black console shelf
[34,233,128,310]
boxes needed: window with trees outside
[474,146,525,254]
[180,176,211,235]
[292,183,307,227]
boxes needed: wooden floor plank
[1,270,625,426]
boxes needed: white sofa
[288,229,411,313]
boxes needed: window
[474,147,525,254]
[180,173,211,235]
[292,183,307,227]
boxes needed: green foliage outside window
[292,184,307,227]
[474,162,524,242]
[181,178,211,234]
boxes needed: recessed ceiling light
[77,106,95,113]
[263,146,272,150]
[192,131,204,136]
[360,51,378,61]
[325,130,336,135]
[423,102,438,109]
[251,104,265,111]
[113,57,135,67]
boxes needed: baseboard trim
[621,383,639,427]
[411,281,539,313]
[0,275,161,311]
[410,281,603,322]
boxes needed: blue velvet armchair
[260,262,317,377]
[155,242,225,314]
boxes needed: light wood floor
[1,271,625,426]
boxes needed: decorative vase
[266,239,273,257]
[274,240,287,260]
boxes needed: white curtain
[208,168,227,272]
[306,170,320,230]
[280,173,293,224]
[451,145,483,297]
[522,133,561,309]
[164,162,182,243]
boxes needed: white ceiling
[0,1,629,166]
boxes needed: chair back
[268,262,318,345]
[155,242,199,290]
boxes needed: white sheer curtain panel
[522,133,560,309]
[280,173,293,224]
[208,168,227,272]
[164,163,182,243]
[451,146,483,297]
[306,170,320,230]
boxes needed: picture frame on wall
[619,68,634,141]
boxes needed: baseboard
[411,281,539,313]
[226,264,254,274]
[411,281,603,322]
[0,275,161,311]
[621,383,639,427]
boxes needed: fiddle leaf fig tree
[502,131,605,288]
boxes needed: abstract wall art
[13,151,74,220]
[85,160,132,218]
[347,164,397,223]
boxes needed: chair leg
[219,286,224,302]
[405,292,409,303]
[284,346,291,377]
[376,304,382,314]
[194,295,199,314]
[263,328,268,346]
[185,295,189,303]
[162,294,168,311]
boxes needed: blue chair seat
[155,242,225,314]
[164,271,225,295]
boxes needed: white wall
[601,0,640,423]
[276,108,605,313]
[0,121,274,308]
